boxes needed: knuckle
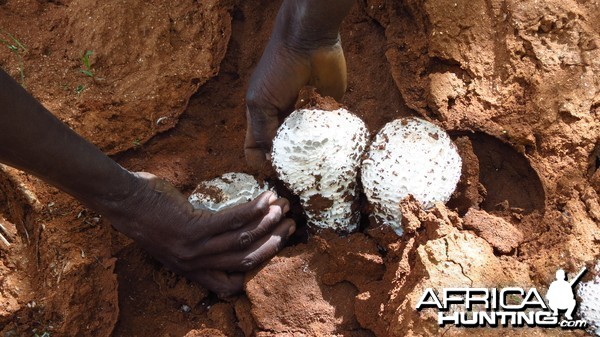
[246,84,273,110]
[245,87,261,109]
[251,201,264,214]
[172,247,195,263]
[255,201,270,216]
[247,197,268,218]
[230,211,243,225]
[245,89,279,120]
[238,231,254,250]
[223,210,246,230]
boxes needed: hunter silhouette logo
[546,268,586,320]
[416,267,588,329]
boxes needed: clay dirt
[0,0,599,336]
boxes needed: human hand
[99,172,295,297]
[244,0,354,170]
[0,68,295,296]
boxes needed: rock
[463,208,524,254]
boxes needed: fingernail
[268,192,277,204]
[288,223,296,236]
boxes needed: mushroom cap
[578,263,600,334]
[271,108,369,232]
[188,172,271,212]
[361,117,462,235]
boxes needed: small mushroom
[271,108,369,232]
[361,117,462,235]
[188,172,272,212]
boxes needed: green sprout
[79,50,95,77]
[74,84,86,94]
[0,30,27,85]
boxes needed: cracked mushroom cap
[188,172,272,212]
[361,117,461,235]
[271,108,369,232]
[578,262,600,335]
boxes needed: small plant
[0,30,27,85]
[132,138,142,147]
[74,84,86,94]
[79,50,95,77]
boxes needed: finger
[186,218,296,272]
[190,198,290,256]
[244,106,280,171]
[308,40,347,101]
[187,269,245,298]
[233,218,296,272]
[191,191,276,238]
[245,118,268,171]
[244,54,311,170]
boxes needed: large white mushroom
[578,262,600,335]
[271,108,369,232]
[361,117,462,235]
[188,172,272,212]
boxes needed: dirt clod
[463,208,525,254]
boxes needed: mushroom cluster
[270,109,461,235]
[271,108,369,232]
[188,172,272,212]
[361,117,462,235]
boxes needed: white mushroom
[188,172,272,212]
[271,108,369,232]
[578,262,600,336]
[361,117,462,235]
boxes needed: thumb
[244,106,280,171]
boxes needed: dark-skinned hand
[99,172,295,297]
[245,0,355,170]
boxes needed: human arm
[0,69,295,296]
